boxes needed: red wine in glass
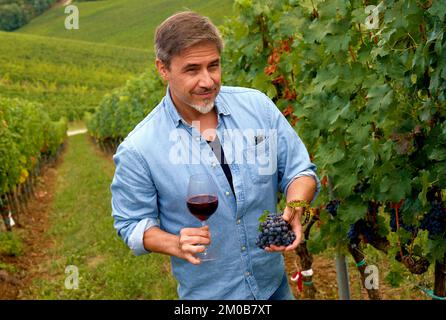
[186,174,219,261]
[187,194,218,222]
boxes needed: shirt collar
[164,86,230,128]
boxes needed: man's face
[156,41,221,114]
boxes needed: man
[111,11,320,300]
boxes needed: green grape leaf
[385,270,404,288]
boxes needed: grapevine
[221,0,446,299]
[0,96,67,230]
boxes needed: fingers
[179,226,211,264]
[283,206,304,224]
[181,226,210,237]
[180,235,211,246]
[180,244,206,265]
[183,252,202,265]
[264,244,286,252]
[264,240,301,252]
[179,228,211,246]
[264,227,303,253]
[282,207,296,223]
[284,237,300,251]
[285,223,303,251]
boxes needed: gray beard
[189,99,215,114]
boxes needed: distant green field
[1,0,234,120]
[17,0,234,50]
[0,31,151,120]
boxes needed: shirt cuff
[128,218,159,256]
[285,170,321,204]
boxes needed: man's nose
[198,70,214,88]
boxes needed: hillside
[1,0,234,120]
[0,31,151,120]
[16,0,234,50]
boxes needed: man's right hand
[178,225,211,265]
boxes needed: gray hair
[154,11,224,69]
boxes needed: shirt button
[241,246,246,251]
[225,191,230,196]
[211,162,217,168]
[245,271,250,277]
[236,219,241,224]
[195,137,200,141]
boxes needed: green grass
[0,232,22,275]
[0,31,151,120]
[17,0,234,50]
[0,232,23,258]
[27,133,178,299]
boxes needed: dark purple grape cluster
[353,179,370,193]
[256,213,296,249]
[420,201,445,238]
[348,214,390,251]
[389,208,417,233]
[326,200,340,217]
[347,219,375,245]
[347,224,360,245]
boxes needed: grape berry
[256,212,296,249]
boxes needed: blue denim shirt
[111,86,320,299]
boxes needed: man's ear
[155,59,169,82]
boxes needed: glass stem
[201,220,208,256]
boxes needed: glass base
[197,248,217,262]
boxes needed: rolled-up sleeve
[263,94,321,203]
[111,141,159,256]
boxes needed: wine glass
[186,173,219,261]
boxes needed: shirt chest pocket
[242,136,272,185]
